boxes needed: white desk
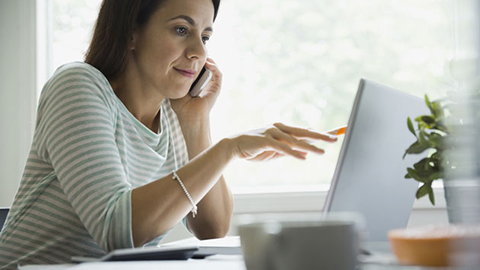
[18,241,454,270]
[72,258,246,270]
[19,255,456,270]
[19,256,246,270]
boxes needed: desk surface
[19,256,456,270]
[18,241,453,270]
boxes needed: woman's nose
[186,36,207,61]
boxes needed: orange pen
[327,125,347,136]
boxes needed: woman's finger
[205,58,223,88]
[267,139,308,160]
[273,122,337,142]
[269,127,325,155]
[247,151,285,162]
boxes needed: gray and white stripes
[0,62,188,269]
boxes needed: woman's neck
[109,69,165,133]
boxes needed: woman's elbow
[196,228,229,240]
[195,221,231,240]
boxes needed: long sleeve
[34,63,134,251]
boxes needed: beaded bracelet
[172,171,198,218]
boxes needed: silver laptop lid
[324,79,428,242]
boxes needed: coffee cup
[238,213,363,270]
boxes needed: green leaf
[425,95,434,115]
[432,102,443,119]
[416,184,430,199]
[421,116,436,125]
[407,117,416,137]
[405,142,429,156]
[428,171,443,181]
[407,168,427,183]
[415,184,435,205]
[413,158,432,171]
[430,151,441,161]
[428,187,436,205]
[418,130,430,147]
[405,173,412,179]
[415,115,425,123]
[427,133,444,149]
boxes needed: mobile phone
[189,67,212,97]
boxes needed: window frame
[232,187,446,214]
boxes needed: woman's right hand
[227,122,338,161]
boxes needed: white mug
[238,213,363,270]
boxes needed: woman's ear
[130,34,136,50]
[130,26,140,50]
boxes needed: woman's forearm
[130,120,334,246]
[131,138,234,247]
[178,116,234,239]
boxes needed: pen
[327,125,347,136]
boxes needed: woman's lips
[175,68,196,78]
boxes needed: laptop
[323,78,428,242]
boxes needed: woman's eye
[202,36,210,44]
[175,27,187,36]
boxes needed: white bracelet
[172,171,198,218]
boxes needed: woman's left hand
[170,58,222,121]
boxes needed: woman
[0,0,337,267]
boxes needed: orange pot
[388,225,480,267]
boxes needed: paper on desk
[205,254,244,261]
[18,265,74,270]
[68,259,246,270]
[161,236,241,248]
[161,236,242,256]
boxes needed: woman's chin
[169,90,190,100]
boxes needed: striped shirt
[0,62,189,269]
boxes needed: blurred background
[49,0,455,191]
[3,0,476,241]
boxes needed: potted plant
[404,91,480,224]
[403,95,453,205]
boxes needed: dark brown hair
[85,0,220,80]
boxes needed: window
[49,0,455,194]
[51,0,100,69]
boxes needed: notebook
[71,246,198,262]
[161,236,242,258]
[71,237,241,263]
[323,78,429,242]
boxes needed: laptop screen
[323,79,429,241]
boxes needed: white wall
[0,0,38,207]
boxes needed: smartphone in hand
[189,67,212,97]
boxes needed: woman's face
[131,0,214,99]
